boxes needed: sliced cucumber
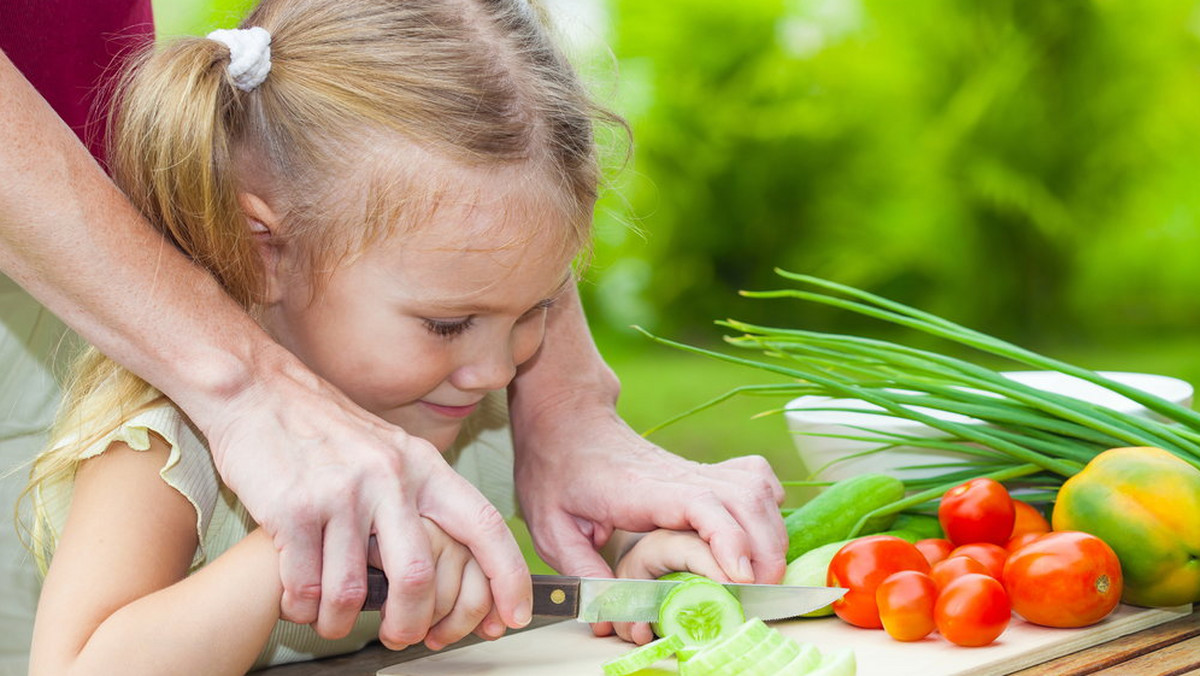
[777,642,822,675]
[652,575,744,651]
[709,621,787,676]
[804,647,856,676]
[682,617,772,675]
[747,634,803,676]
[600,634,684,676]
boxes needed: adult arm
[508,285,788,585]
[0,53,530,644]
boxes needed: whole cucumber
[783,473,906,562]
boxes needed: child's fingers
[425,559,493,650]
[421,520,469,626]
[617,530,729,582]
[613,620,656,645]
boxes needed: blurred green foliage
[152,0,257,37]
[155,0,1200,350]
[588,0,1200,356]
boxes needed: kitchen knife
[362,568,846,623]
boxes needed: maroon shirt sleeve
[1,0,155,164]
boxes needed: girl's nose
[455,338,518,393]
[455,320,545,393]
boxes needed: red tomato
[1009,499,1051,539]
[828,535,932,629]
[876,570,938,642]
[930,556,991,592]
[1005,532,1045,554]
[939,478,1015,545]
[934,573,1011,647]
[914,538,955,567]
[949,542,1008,580]
[1002,530,1123,628]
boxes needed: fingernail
[514,604,532,627]
[737,556,753,582]
[485,619,505,638]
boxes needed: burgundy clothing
[1,0,155,163]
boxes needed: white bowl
[785,371,1194,481]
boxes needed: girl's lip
[421,400,479,419]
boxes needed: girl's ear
[238,192,287,304]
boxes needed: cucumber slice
[756,637,805,675]
[804,647,856,676]
[710,622,788,676]
[600,634,684,676]
[683,618,772,675]
[652,576,745,651]
[777,642,822,675]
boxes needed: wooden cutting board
[379,603,1190,676]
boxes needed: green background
[153,0,1200,571]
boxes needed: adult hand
[507,286,786,599]
[200,346,531,647]
[514,410,787,585]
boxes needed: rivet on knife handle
[531,575,581,618]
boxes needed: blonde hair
[23,0,622,565]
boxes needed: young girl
[24,0,732,672]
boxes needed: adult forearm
[0,53,276,435]
[508,283,621,437]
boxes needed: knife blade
[363,568,845,623]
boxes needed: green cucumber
[889,512,944,540]
[652,573,745,652]
[600,634,684,676]
[784,473,906,562]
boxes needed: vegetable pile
[785,474,1124,647]
[640,270,1200,609]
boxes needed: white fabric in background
[0,274,77,676]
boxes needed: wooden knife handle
[364,566,388,611]
[531,575,581,618]
[364,568,580,618]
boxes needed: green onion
[636,269,1200,505]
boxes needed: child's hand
[368,519,496,650]
[611,529,727,645]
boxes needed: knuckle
[394,558,437,590]
[473,502,508,534]
[325,580,369,610]
[288,582,324,604]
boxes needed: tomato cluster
[827,477,1124,647]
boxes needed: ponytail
[107,37,263,308]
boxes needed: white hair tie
[206,26,272,92]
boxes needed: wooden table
[259,607,1199,676]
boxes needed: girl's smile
[420,400,481,419]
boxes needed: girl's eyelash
[422,299,553,338]
[423,317,474,338]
